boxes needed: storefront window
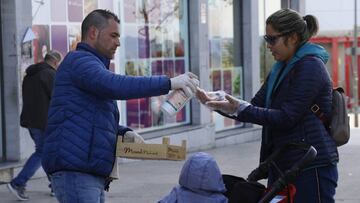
[31,0,190,132]
[208,0,243,131]
[119,0,190,131]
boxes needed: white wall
[306,0,359,32]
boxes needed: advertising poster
[125,61,137,76]
[138,60,150,76]
[51,0,66,22]
[210,39,221,68]
[124,25,139,60]
[212,70,221,91]
[175,59,185,76]
[174,33,185,57]
[150,26,163,58]
[68,0,83,22]
[148,0,162,25]
[163,60,174,78]
[51,25,68,57]
[98,0,113,11]
[138,26,150,59]
[127,99,140,129]
[68,25,81,51]
[140,98,151,128]
[232,68,242,97]
[223,70,232,94]
[162,26,174,57]
[124,0,137,23]
[151,60,163,75]
[84,0,98,17]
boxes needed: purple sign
[51,25,68,57]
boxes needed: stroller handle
[258,145,317,203]
[247,143,317,182]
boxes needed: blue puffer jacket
[159,152,228,203]
[238,43,338,171]
[42,43,170,177]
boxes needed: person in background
[7,50,62,201]
[158,152,228,203]
[41,9,199,203]
[197,8,338,203]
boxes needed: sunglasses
[263,33,287,45]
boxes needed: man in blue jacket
[41,9,199,203]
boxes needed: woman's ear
[289,33,299,45]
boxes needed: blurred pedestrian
[7,50,62,201]
[197,8,338,203]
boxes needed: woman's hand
[206,94,250,115]
[196,88,225,104]
[205,94,240,114]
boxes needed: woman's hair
[266,8,319,46]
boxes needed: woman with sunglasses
[197,8,338,203]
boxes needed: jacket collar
[265,43,329,107]
[76,42,110,69]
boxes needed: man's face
[94,19,120,59]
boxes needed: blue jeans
[269,164,338,203]
[51,171,106,203]
[293,164,338,203]
[12,128,44,187]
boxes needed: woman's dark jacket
[237,43,339,171]
[20,62,56,130]
[42,43,171,177]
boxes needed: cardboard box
[116,137,186,160]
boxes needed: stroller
[222,143,317,203]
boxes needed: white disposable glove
[170,72,199,97]
[205,94,250,115]
[123,131,145,143]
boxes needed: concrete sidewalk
[0,129,359,203]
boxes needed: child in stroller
[159,143,316,203]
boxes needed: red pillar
[331,38,339,87]
[345,41,352,97]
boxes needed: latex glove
[196,88,225,105]
[206,94,250,115]
[170,72,199,97]
[123,131,145,143]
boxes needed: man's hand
[123,131,145,143]
[170,72,199,97]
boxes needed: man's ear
[88,26,99,40]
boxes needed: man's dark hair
[81,9,120,41]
